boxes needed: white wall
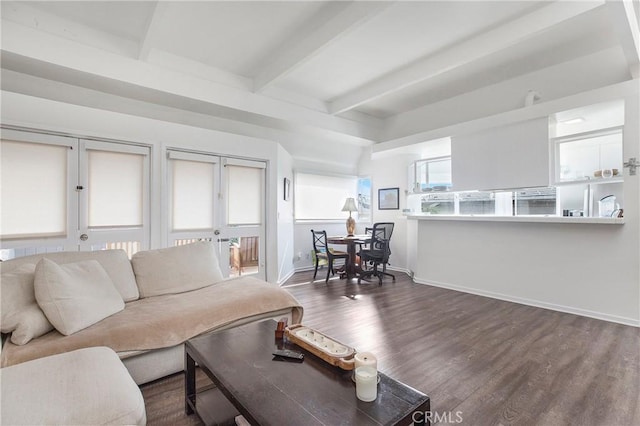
[414,218,639,325]
[1,91,286,283]
[400,83,640,326]
[292,222,355,272]
[384,47,631,142]
[359,150,417,274]
[276,145,295,283]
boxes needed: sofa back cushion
[131,241,224,298]
[34,259,125,335]
[0,263,54,345]
[0,250,139,302]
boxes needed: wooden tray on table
[284,324,356,370]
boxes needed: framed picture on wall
[378,187,399,210]
[284,178,291,201]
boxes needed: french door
[167,150,266,280]
[0,128,150,259]
[77,139,150,255]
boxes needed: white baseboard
[413,276,640,328]
[386,265,411,276]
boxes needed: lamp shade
[341,197,358,212]
[341,198,357,236]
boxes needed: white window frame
[0,128,78,251]
[166,149,220,244]
[78,139,151,253]
[1,129,152,259]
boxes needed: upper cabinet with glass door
[550,100,625,185]
[550,100,625,218]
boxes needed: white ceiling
[1,0,638,157]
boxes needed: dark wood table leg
[185,350,196,415]
[346,242,357,278]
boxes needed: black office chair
[356,226,374,270]
[310,230,349,283]
[358,222,395,285]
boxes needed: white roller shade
[452,118,549,191]
[88,150,144,227]
[171,159,215,231]
[226,165,263,225]
[1,140,68,238]
[295,173,358,220]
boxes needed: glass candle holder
[355,366,377,402]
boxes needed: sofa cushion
[1,276,303,367]
[0,263,54,345]
[131,241,224,298]
[0,347,146,426]
[34,259,125,335]
[0,249,139,302]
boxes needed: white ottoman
[1,346,146,425]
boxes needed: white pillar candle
[354,352,377,370]
[355,366,377,402]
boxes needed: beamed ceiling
[1,1,638,165]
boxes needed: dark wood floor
[141,270,640,426]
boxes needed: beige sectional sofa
[1,241,303,385]
[1,346,147,425]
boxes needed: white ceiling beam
[252,1,392,92]
[606,0,640,78]
[138,1,167,61]
[1,19,381,143]
[0,1,137,57]
[329,0,605,115]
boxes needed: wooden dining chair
[310,230,349,283]
[358,222,395,285]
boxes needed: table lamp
[341,197,358,236]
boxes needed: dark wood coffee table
[185,320,430,425]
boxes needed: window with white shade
[1,139,70,239]
[78,140,150,257]
[295,172,358,221]
[169,154,217,231]
[451,117,549,191]
[226,163,264,225]
[1,130,151,258]
[87,150,144,228]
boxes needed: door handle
[80,234,89,241]
[217,238,230,242]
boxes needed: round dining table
[326,234,370,280]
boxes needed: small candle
[355,366,377,402]
[354,352,377,370]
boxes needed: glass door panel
[79,140,150,257]
[218,158,266,279]
[229,236,260,277]
[167,150,219,250]
[0,129,78,259]
[166,153,266,279]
